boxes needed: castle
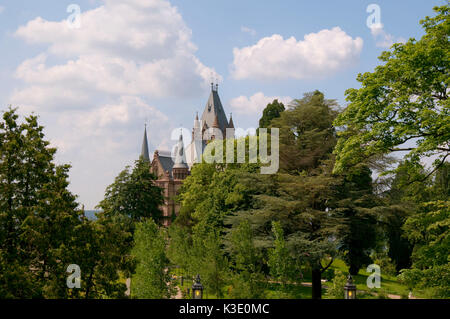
[140,84,234,225]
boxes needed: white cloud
[369,23,406,48]
[45,96,171,211]
[10,0,219,209]
[241,26,256,36]
[230,92,292,116]
[231,27,363,80]
[14,1,220,101]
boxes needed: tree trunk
[311,268,322,299]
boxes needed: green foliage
[0,108,82,298]
[403,200,449,269]
[322,268,335,282]
[67,213,134,299]
[268,221,297,286]
[394,198,449,298]
[0,107,132,299]
[333,165,379,275]
[324,270,346,299]
[371,252,397,276]
[333,5,449,174]
[229,220,266,299]
[98,158,164,225]
[195,231,230,298]
[271,90,338,173]
[131,219,173,299]
[259,99,286,129]
[167,225,229,298]
[229,91,345,299]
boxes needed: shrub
[324,270,346,299]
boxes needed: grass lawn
[328,259,423,298]
[265,282,314,299]
[176,277,314,299]
[171,259,424,299]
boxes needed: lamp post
[344,274,357,299]
[192,274,204,299]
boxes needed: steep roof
[228,113,234,128]
[158,154,174,177]
[201,87,228,134]
[141,126,150,162]
[173,133,188,169]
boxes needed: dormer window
[208,104,211,112]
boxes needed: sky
[0,0,445,209]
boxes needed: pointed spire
[200,82,228,137]
[141,124,150,162]
[228,113,234,128]
[173,132,188,169]
[194,112,200,130]
[195,111,199,121]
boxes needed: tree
[0,107,134,299]
[324,270,347,299]
[194,231,230,298]
[271,91,338,173]
[0,108,83,298]
[333,165,379,275]
[399,200,449,298]
[131,219,173,299]
[259,99,286,129]
[333,5,449,175]
[98,158,164,226]
[268,221,297,288]
[229,220,266,299]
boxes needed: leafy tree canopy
[259,99,286,129]
[333,5,449,175]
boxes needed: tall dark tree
[0,108,82,298]
[131,219,173,299]
[0,107,135,299]
[98,158,164,225]
[271,91,338,173]
[333,165,378,275]
[231,91,342,299]
[259,99,286,129]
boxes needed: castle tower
[146,83,235,225]
[227,113,235,139]
[172,132,189,180]
[200,83,228,140]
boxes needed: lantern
[344,274,357,299]
[192,274,204,299]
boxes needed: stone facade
[141,85,234,225]
[150,150,188,226]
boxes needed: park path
[175,287,183,299]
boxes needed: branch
[389,147,416,152]
[407,152,450,185]
[320,257,335,273]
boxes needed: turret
[200,82,228,140]
[173,132,189,180]
[227,113,235,139]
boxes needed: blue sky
[0,0,444,209]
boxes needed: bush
[324,270,346,299]
[371,252,397,276]
[322,268,335,282]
